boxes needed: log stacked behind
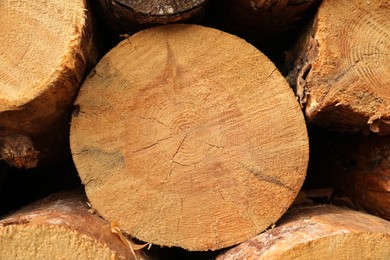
[211,0,320,48]
[94,0,209,34]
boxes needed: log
[0,0,98,168]
[286,0,390,134]
[211,0,320,48]
[0,192,145,259]
[217,205,390,259]
[307,128,390,220]
[70,24,309,250]
[94,0,209,34]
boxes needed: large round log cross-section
[70,24,309,251]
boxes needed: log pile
[1,0,389,258]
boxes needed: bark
[0,192,147,259]
[218,205,390,259]
[94,0,209,34]
[286,0,390,134]
[70,24,309,251]
[0,0,98,168]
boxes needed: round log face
[0,225,122,259]
[0,0,98,167]
[0,0,86,111]
[304,0,390,133]
[0,193,135,259]
[217,205,390,259]
[70,24,308,250]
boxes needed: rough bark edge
[285,16,319,107]
[95,0,209,34]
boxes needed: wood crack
[132,136,172,153]
[139,116,167,127]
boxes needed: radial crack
[171,134,187,160]
[202,141,224,149]
[139,116,167,127]
[133,136,172,153]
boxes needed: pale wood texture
[0,192,139,259]
[212,0,320,46]
[70,24,309,250]
[217,205,390,259]
[287,0,390,134]
[94,0,209,33]
[0,0,98,168]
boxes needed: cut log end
[217,205,390,259]
[70,24,308,250]
[0,0,89,110]
[287,0,390,134]
[0,192,138,259]
[95,0,209,33]
[0,0,98,167]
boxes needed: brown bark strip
[94,0,209,34]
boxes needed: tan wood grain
[70,24,309,250]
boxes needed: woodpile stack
[1,0,389,258]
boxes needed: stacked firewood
[1,0,389,259]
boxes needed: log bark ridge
[94,0,209,33]
[70,24,309,250]
[0,192,138,259]
[287,0,390,134]
[0,0,98,168]
[217,205,390,259]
